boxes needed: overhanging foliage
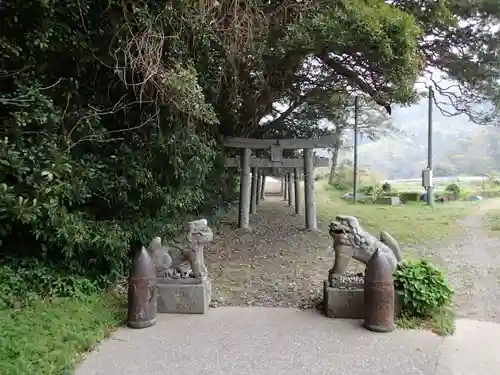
[0,0,498,279]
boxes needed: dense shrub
[332,180,352,191]
[393,260,454,317]
[0,0,239,285]
[359,185,374,195]
[399,191,421,203]
[330,167,354,191]
[0,259,100,310]
[445,183,460,200]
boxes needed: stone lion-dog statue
[328,215,402,284]
[148,219,213,280]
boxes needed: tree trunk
[328,146,341,185]
[328,128,343,185]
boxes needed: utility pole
[353,96,359,203]
[427,86,434,206]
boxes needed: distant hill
[339,97,499,179]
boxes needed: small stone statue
[328,215,402,285]
[148,219,213,281]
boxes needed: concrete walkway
[74,308,500,375]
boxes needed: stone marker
[323,273,364,319]
[148,218,213,314]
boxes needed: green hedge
[474,189,500,198]
[399,192,421,203]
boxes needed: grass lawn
[314,181,481,336]
[485,210,500,232]
[316,182,475,246]
[0,294,124,375]
[396,308,456,336]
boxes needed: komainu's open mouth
[329,221,347,235]
[330,228,344,235]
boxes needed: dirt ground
[206,195,361,309]
[207,192,500,322]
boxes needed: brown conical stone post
[127,246,157,329]
[364,249,395,333]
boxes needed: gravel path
[207,196,358,309]
[208,196,500,321]
[432,199,500,322]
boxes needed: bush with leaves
[399,191,421,203]
[0,0,241,286]
[445,183,461,200]
[0,258,101,310]
[359,185,374,195]
[393,260,453,317]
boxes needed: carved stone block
[323,280,364,319]
[323,280,403,319]
[157,279,211,314]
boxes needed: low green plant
[0,259,100,310]
[393,260,454,317]
[445,183,461,200]
[396,307,455,336]
[384,189,399,197]
[332,180,352,191]
[378,183,399,198]
[459,188,472,201]
[399,191,421,203]
[359,184,374,195]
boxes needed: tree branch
[316,51,392,115]
[260,96,307,131]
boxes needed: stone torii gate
[224,136,334,231]
[225,157,328,216]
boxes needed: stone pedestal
[323,280,364,319]
[157,278,211,314]
[323,280,404,319]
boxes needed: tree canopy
[1,0,499,278]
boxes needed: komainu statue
[328,215,402,284]
[148,219,213,281]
